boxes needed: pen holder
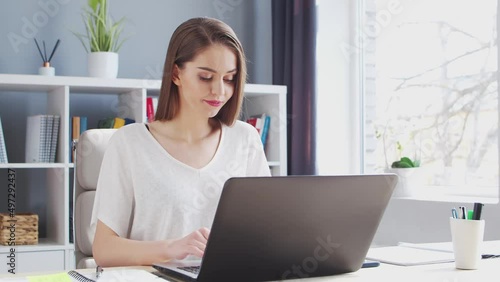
[449,217,485,270]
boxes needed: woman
[91,17,270,267]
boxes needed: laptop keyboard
[178,266,200,274]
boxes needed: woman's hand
[166,227,211,260]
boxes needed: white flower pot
[88,52,118,78]
[386,167,422,198]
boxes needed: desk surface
[1,245,498,282]
[2,260,497,282]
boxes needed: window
[317,0,498,201]
[363,0,498,200]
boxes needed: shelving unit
[0,74,287,272]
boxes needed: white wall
[0,0,272,82]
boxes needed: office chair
[74,129,117,268]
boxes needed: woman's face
[174,44,237,119]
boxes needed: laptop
[153,174,397,282]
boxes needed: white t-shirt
[91,121,271,241]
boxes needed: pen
[96,265,103,279]
[462,206,467,220]
[467,210,474,220]
[473,202,484,220]
[459,206,468,219]
[451,208,458,219]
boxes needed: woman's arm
[92,220,210,267]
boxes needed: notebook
[1,269,160,282]
[153,174,398,281]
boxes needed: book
[0,117,7,163]
[247,114,271,149]
[97,117,115,129]
[261,114,271,148]
[124,117,136,125]
[49,115,60,163]
[80,116,88,134]
[25,115,48,163]
[72,116,80,162]
[113,117,125,128]
[45,115,54,162]
[146,97,155,122]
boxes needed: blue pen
[451,208,458,219]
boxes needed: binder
[25,115,48,163]
[49,115,60,163]
[45,115,54,162]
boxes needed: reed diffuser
[34,38,60,76]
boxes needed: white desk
[1,244,498,281]
[292,258,497,281]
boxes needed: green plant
[391,156,420,168]
[73,0,127,53]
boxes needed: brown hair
[155,17,247,125]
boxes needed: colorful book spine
[113,117,125,128]
[246,114,271,150]
[97,117,115,128]
[124,118,136,125]
[71,116,80,163]
[79,116,88,135]
[146,97,155,122]
[261,115,271,148]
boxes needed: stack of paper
[366,245,455,266]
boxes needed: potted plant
[387,144,422,198]
[73,0,127,78]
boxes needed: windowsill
[392,185,499,204]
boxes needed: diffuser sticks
[34,38,60,67]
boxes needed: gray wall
[0,0,272,237]
[0,0,272,82]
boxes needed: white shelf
[0,74,161,94]
[0,73,287,272]
[0,239,71,253]
[0,163,67,169]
